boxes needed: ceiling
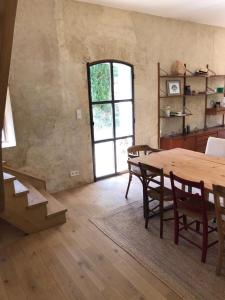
[78,0,225,28]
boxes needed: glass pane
[115,102,133,138]
[90,63,112,102]
[116,138,133,172]
[95,142,115,177]
[2,129,6,142]
[113,63,132,100]
[93,104,113,141]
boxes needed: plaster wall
[3,0,225,192]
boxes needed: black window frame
[87,59,135,181]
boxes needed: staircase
[1,172,67,233]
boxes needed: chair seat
[130,164,156,177]
[177,198,215,220]
[147,186,173,202]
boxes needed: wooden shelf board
[185,74,208,78]
[160,93,209,98]
[160,113,192,119]
[160,93,224,99]
[209,75,225,78]
[185,93,205,97]
[206,92,224,96]
[206,107,225,115]
[160,74,225,79]
[160,95,183,98]
[160,75,184,78]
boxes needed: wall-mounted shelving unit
[158,62,225,148]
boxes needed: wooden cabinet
[196,131,217,152]
[218,130,225,139]
[160,127,224,153]
[183,136,196,151]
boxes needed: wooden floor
[0,174,180,300]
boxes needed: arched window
[87,60,135,180]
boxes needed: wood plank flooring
[0,175,180,300]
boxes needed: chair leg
[160,200,164,239]
[183,215,188,230]
[201,221,208,263]
[125,173,132,199]
[196,221,200,232]
[205,191,209,201]
[174,211,179,245]
[144,198,149,229]
[145,216,149,229]
[216,235,224,276]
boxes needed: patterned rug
[90,201,225,300]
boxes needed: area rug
[90,201,225,300]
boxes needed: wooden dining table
[130,148,225,192]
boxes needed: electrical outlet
[70,170,79,177]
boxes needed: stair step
[3,172,15,182]
[14,180,29,197]
[40,190,67,219]
[24,182,48,208]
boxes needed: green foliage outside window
[90,63,120,129]
[91,64,110,128]
[90,63,111,102]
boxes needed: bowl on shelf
[216,87,224,93]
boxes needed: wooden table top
[131,148,225,191]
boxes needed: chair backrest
[170,171,207,218]
[213,185,225,236]
[205,137,225,157]
[127,145,160,158]
[139,162,164,197]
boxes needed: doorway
[87,60,135,180]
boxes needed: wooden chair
[170,171,217,263]
[139,163,173,238]
[212,184,225,275]
[125,145,161,198]
[205,137,225,157]
[205,137,225,201]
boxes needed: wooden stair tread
[3,172,15,182]
[24,182,48,208]
[40,190,67,218]
[14,180,29,196]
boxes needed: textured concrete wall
[3,0,225,192]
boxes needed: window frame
[2,88,16,148]
[87,59,135,180]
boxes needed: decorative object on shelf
[195,67,208,76]
[210,100,215,108]
[164,106,171,117]
[216,101,221,108]
[206,87,216,95]
[216,87,224,93]
[166,80,181,96]
[184,85,191,95]
[171,61,186,75]
[170,111,185,117]
[186,125,190,134]
[222,97,225,107]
